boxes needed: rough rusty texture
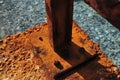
[84,0,120,30]
[45,0,74,51]
[0,22,119,80]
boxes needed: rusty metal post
[45,0,74,51]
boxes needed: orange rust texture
[84,0,120,30]
[0,22,119,80]
[45,0,74,51]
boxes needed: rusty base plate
[0,22,119,80]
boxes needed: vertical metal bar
[45,0,74,51]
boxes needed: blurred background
[0,0,120,68]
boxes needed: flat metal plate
[0,22,119,80]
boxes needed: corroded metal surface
[0,0,119,80]
[84,0,120,30]
[45,0,74,51]
[0,22,119,80]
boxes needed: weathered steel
[45,0,74,51]
[0,22,119,80]
[54,54,98,79]
[84,0,120,30]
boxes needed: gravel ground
[0,0,120,69]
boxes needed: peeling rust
[0,22,119,80]
[0,0,119,80]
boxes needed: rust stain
[0,22,119,80]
